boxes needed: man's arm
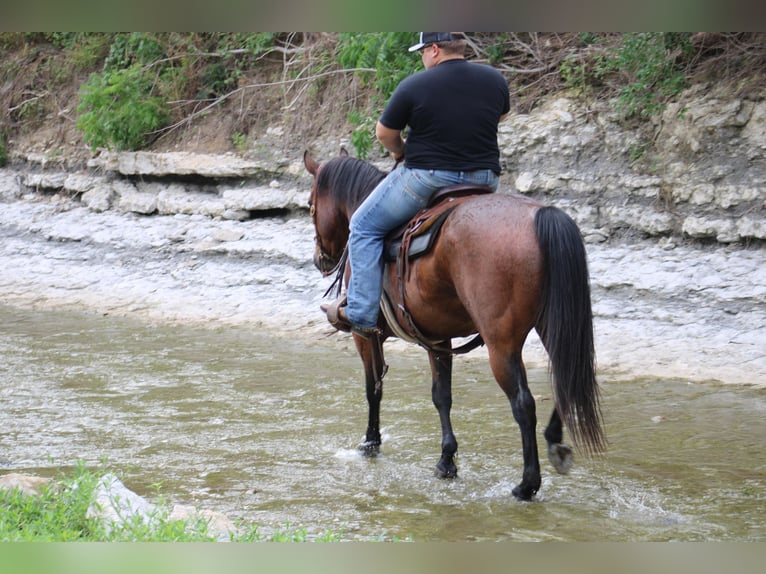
[376,121,406,161]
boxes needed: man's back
[379,59,509,173]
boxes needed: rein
[323,245,348,299]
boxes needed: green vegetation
[559,33,693,119]
[605,33,694,119]
[347,109,377,159]
[77,65,169,151]
[0,466,100,541]
[0,129,6,166]
[231,132,248,154]
[336,33,420,100]
[0,33,764,155]
[74,33,279,150]
[0,465,344,542]
[336,33,423,158]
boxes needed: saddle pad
[383,184,493,263]
[384,208,453,262]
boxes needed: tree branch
[153,66,377,138]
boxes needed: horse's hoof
[435,460,457,479]
[359,441,380,457]
[512,483,538,501]
[548,443,573,475]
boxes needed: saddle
[380,183,493,353]
[383,184,493,263]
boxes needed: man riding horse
[322,32,510,336]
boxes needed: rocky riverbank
[0,85,764,386]
[0,159,764,387]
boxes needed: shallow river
[1,304,764,541]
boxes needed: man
[324,32,510,336]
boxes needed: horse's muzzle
[313,246,338,276]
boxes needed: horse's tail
[534,206,606,454]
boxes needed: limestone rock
[24,172,67,190]
[117,190,157,215]
[82,186,115,212]
[156,187,227,218]
[682,216,739,242]
[94,151,281,179]
[0,473,51,496]
[63,174,100,194]
[87,473,237,541]
[221,186,309,212]
[0,171,22,200]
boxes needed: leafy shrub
[104,32,166,71]
[337,33,422,100]
[67,33,112,71]
[231,132,248,153]
[0,464,102,541]
[348,110,378,160]
[561,52,604,96]
[559,34,608,95]
[605,32,692,119]
[76,65,169,151]
[72,33,285,152]
[336,33,423,157]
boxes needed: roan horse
[304,149,605,500]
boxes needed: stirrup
[320,296,381,338]
[320,295,351,333]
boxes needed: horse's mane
[316,156,386,212]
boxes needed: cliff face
[498,84,766,244]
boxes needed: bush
[337,33,422,101]
[76,65,169,151]
[0,465,102,541]
[104,33,165,71]
[606,33,692,119]
[336,33,423,157]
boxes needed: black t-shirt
[379,58,510,174]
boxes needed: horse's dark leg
[429,350,458,478]
[544,409,573,474]
[355,334,384,454]
[491,351,540,500]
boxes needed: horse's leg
[354,334,384,454]
[489,349,540,500]
[536,327,573,474]
[429,349,458,478]
[544,409,573,474]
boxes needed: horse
[303,148,605,500]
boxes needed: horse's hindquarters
[389,194,545,345]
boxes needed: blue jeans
[345,166,499,329]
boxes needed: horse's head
[303,149,351,276]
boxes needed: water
[1,304,764,541]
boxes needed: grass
[0,464,344,542]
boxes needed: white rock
[0,473,51,496]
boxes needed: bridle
[309,164,351,285]
[310,202,342,277]
[309,155,397,293]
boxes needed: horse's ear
[303,150,320,175]
[339,146,349,158]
